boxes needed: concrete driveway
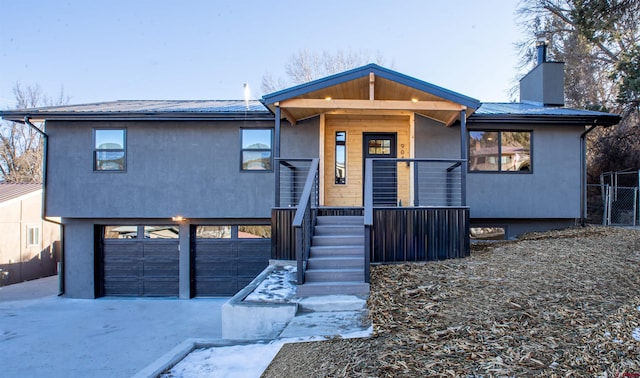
[0,276,226,377]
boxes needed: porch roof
[261,64,481,126]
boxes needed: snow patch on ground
[162,328,374,378]
[633,328,640,342]
[161,342,284,378]
[244,265,298,303]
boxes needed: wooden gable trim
[280,98,465,112]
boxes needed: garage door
[100,225,179,297]
[193,225,270,296]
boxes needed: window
[94,129,126,171]
[469,130,531,172]
[335,131,346,184]
[238,225,271,238]
[241,129,273,171]
[27,226,40,246]
[104,225,138,239]
[195,226,232,239]
[144,226,179,239]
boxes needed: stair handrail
[363,158,373,283]
[292,158,320,284]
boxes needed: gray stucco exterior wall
[466,123,584,219]
[414,116,584,219]
[280,117,320,158]
[45,120,276,219]
[62,219,95,298]
[415,115,460,159]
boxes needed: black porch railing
[273,157,470,285]
[271,158,319,284]
[364,158,470,281]
[275,158,316,208]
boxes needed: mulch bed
[262,226,640,377]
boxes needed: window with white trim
[27,226,40,246]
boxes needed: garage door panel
[143,278,179,296]
[103,277,143,296]
[196,242,236,256]
[237,240,271,255]
[194,237,269,297]
[195,262,237,276]
[238,261,268,276]
[102,236,179,297]
[195,278,237,296]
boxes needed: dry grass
[262,226,640,377]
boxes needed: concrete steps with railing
[297,216,369,297]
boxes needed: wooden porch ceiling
[274,75,473,126]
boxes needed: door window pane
[368,139,391,155]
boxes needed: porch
[271,157,470,295]
[262,65,478,295]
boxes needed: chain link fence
[587,170,640,226]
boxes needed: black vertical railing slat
[369,207,470,264]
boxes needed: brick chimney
[519,39,565,106]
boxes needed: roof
[0,100,272,122]
[262,64,481,109]
[0,183,41,204]
[261,64,481,126]
[470,102,621,126]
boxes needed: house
[0,183,61,286]
[0,44,620,299]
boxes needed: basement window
[469,130,531,172]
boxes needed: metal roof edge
[468,113,621,126]
[0,111,275,122]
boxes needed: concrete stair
[297,216,369,297]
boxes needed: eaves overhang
[262,63,481,109]
[468,113,621,127]
[0,111,274,123]
[261,64,480,126]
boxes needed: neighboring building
[0,48,620,299]
[0,183,61,286]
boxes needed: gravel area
[262,226,640,377]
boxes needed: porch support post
[460,110,467,206]
[275,105,282,207]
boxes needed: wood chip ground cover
[262,227,640,377]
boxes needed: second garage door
[192,225,270,296]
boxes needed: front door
[363,133,397,206]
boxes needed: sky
[0,0,530,109]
